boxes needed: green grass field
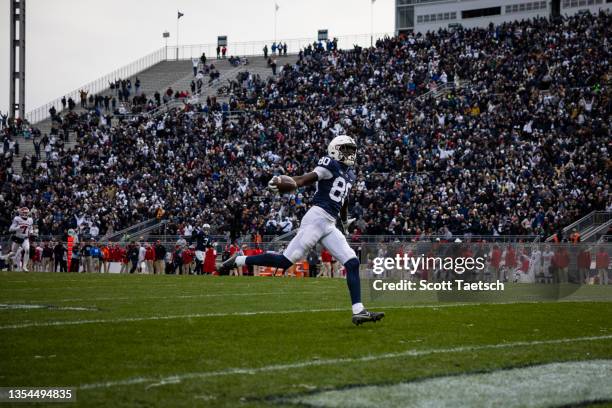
[1,272,612,407]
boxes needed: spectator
[53,241,67,272]
[0,12,609,246]
[319,248,333,278]
[69,244,80,272]
[204,244,217,274]
[307,248,319,278]
[42,242,53,272]
[81,240,92,272]
[101,243,111,273]
[192,58,199,76]
[596,247,610,285]
[138,242,146,273]
[128,243,139,274]
[119,245,129,274]
[154,240,166,275]
[90,243,102,273]
[145,243,155,274]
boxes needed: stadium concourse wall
[24,32,393,125]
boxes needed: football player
[191,223,212,275]
[220,135,384,325]
[9,207,34,272]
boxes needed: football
[274,175,297,193]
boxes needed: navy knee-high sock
[245,253,293,270]
[344,257,361,305]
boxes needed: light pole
[163,31,170,60]
[370,0,375,47]
[274,2,279,42]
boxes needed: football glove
[268,176,280,193]
[341,218,356,236]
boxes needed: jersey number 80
[329,177,351,204]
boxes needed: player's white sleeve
[8,218,18,232]
[313,166,333,180]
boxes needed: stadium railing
[25,32,393,125]
[25,48,168,124]
[582,219,612,242]
[165,32,394,61]
[2,241,610,285]
[113,75,472,126]
[275,234,542,243]
[546,211,612,242]
[101,219,168,242]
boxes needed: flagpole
[370,0,374,47]
[176,12,179,60]
[274,3,278,42]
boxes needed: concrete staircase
[13,55,297,175]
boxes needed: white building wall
[560,0,611,15]
[411,0,611,34]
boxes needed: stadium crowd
[0,11,610,243]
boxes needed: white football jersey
[10,216,33,239]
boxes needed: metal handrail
[264,234,539,243]
[103,218,162,242]
[546,211,612,241]
[582,219,612,242]
[415,79,468,102]
[112,220,169,242]
[565,211,598,232]
[115,62,247,120]
[271,229,298,242]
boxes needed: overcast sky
[0,0,394,115]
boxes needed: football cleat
[218,253,239,275]
[352,309,385,326]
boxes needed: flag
[177,11,184,19]
[275,3,279,11]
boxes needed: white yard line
[1,283,183,291]
[78,334,612,390]
[0,303,486,330]
[0,300,605,330]
[0,304,97,311]
[5,290,337,304]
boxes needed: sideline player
[191,223,212,275]
[220,135,384,325]
[9,207,34,272]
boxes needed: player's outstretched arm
[292,172,318,188]
[268,172,318,193]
